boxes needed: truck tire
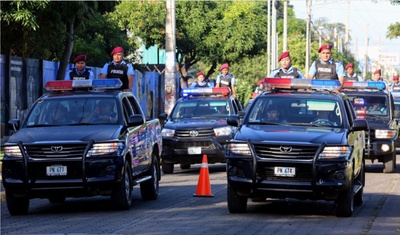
[227,184,247,213]
[383,152,396,173]
[335,172,354,217]
[354,160,365,206]
[140,152,160,200]
[180,163,191,170]
[111,161,133,210]
[162,161,174,174]
[6,190,29,215]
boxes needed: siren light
[181,87,231,98]
[44,79,123,91]
[263,78,341,91]
[343,81,386,91]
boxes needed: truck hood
[164,117,227,130]
[7,125,121,144]
[235,125,346,144]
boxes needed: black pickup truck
[343,81,398,173]
[2,79,163,215]
[225,78,368,217]
[160,87,243,174]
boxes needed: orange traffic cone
[193,154,214,197]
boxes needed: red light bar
[44,80,73,91]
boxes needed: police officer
[190,71,213,88]
[215,63,236,97]
[269,51,304,78]
[100,46,134,91]
[307,44,345,86]
[373,69,383,82]
[65,54,95,80]
[344,63,361,81]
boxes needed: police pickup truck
[2,79,163,215]
[225,78,368,217]
[343,81,398,173]
[160,87,243,174]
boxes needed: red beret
[220,63,229,70]
[278,51,290,62]
[197,71,205,76]
[345,63,353,70]
[393,75,399,80]
[374,69,381,75]
[318,44,333,53]
[110,46,124,56]
[73,54,86,63]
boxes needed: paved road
[1,159,399,235]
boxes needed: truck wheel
[140,152,160,200]
[227,184,247,213]
[335,172,354,217]
[162,161,174,174]
[6,190,29,215]
[354,160,365,206]
[111,161,133,210]
[383,152,396,173]
[180,163,191,170]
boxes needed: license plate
[46,165,67,176]
[274,167,295,177]
[188,147,201,155]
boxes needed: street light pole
[165,0,177,115]
[305,0,312,76]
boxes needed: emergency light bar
[263,78,341,90]
[44,79,122,91]
[181,87,231,97]
[343,81,386,91]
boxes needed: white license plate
[188,147,201,155]
[46,165,67,176]
[274,167,295,177]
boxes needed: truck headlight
[161,128,175,137]
[4,146,23,158]
[86,142,123,157]
[375,129,397,139]
[319,146,350,159]
[227,143,251,156]
[214,126,231,136]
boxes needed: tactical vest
[69,68,92,80]
[218,74,232,87]
[275,68,300,78]
[344,74,358,81]
[194,82,210,88]
[315,60,338,80]
[107,63,129,89]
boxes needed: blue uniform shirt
[216,73,236,85]
[268,66,304,78]
[308,59,345,78]
[64,68,95,80]
[101,60,134,77]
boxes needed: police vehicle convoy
[225,78,368,217]
[2,79,163,215]
[160,87,243,174]
[342,81,398,173]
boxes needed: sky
[290,0,400,69]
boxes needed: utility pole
[165,0,177,114]
[267,0,271,75]
[305,0,311,76]
[345,0,349,53]
[283,0,288,52]
[364,24,368,78]
[271,1,277,70]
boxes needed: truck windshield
[247,97,343,127]
[171,100,230,118]
[26,98,118,126]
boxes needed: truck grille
[26,144,87,158]
[175,129,215,138]
[253,144,319,159]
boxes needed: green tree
[110,1,268,78]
